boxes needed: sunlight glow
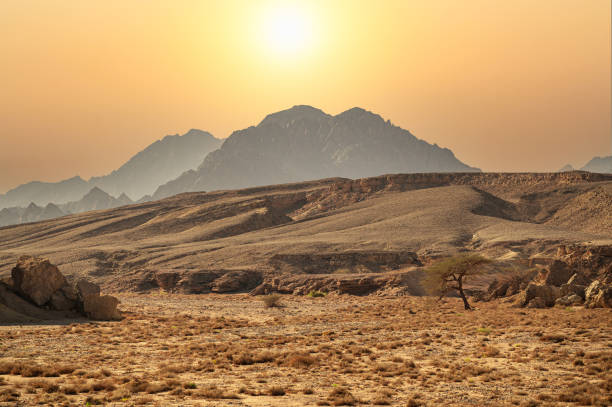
[260,4,313,57]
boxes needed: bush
[261,294,282,308]
[307,290,327,298]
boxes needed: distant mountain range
[0,187,133,227]
[152,106,480,199]
[7,105,608,229]
[559,156,612,174]
[0,129,222,208]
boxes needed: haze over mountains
[0,188,133,227]
[559,156,612,173]
[152,106,480,200]
[2,105,610,229]
[0,129,222,208]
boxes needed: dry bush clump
[261,294,283,308]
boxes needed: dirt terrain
[0,172,611,293]
[0,294,610,406]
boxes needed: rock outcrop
[83,295,121,320]
[0,256,121,323]
[490,245,612,309]
[11,257,67,306]
[249,269,425,297]
[515,283,560,308]
[584,280,612,308]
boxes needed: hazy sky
[0,0,610,193]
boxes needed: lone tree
[422,254,492,310]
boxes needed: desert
[2,2,611,406]
[1,170,612,406]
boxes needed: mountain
[581,156,612,174]
[0,187,135,227]
[0,202,68,227]
[89,129,222,199]
[60,187,133,214]
[153,106,480,199]
[0,176,89,210]
[0,129,222,209]
[558,164,575,172]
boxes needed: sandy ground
[0,293,611,406]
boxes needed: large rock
[555,294,583,306]
[49,290,76,311]
[560,273,589,299]
[0,282,73,322]
[584,280,612,308]
[541,260,573,286]
[516,283,560,308]
[11,256,67,306]
[485,270,537,300]
[83,295,121,320]
[75,279,100,300]
[527,297,547,308]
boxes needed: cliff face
[152,106,480,199]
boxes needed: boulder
[567,272,590,286]
[516,283,559,308]
[11,256,67,306]
[541,260,573,286]
[60,284,78,302]
[0,282,73,321]
[83,295,121,320]
[527,297,547,308]
[560,273,588,299]
[75,279,100,300]
[49,290,76,311]
[584,280,612,308]
[555,294,583,306]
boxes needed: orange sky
[0,0,610,193]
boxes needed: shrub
[261,294,282,308]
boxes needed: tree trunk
[457,278,471,310]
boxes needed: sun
[260,4,313,57]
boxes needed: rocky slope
[0,129,222,209]
[152,106,479,199]
[0,172,610,295]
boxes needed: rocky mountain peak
[259,105,330,127]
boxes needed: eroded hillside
[0,172,611,293]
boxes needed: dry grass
[0,293,610,406]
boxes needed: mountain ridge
[0,129,222,209]
[152,105,480,200]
